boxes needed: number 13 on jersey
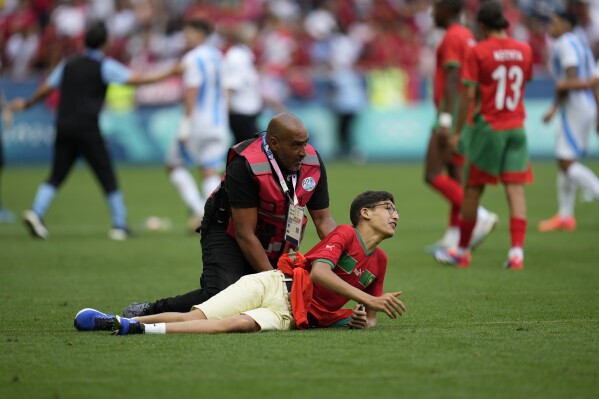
[492,65,524,111]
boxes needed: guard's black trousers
[48,130,118,194]
[148,223,256,314]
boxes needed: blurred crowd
[1,0,599,104]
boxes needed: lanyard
[262,135,298,205]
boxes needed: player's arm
[451,82,475,149]
[310,262,405,320]
[544,66,578,123]
[12,82,53,111]
[438,65,460,134]
[555,77,597,93]
[175,85,198,141]
[125,63,182,86]
[230,206,276,272]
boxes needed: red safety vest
[226,138,322,262]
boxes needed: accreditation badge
[284,204,304,248]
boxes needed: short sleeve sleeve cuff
[314,258,336,269]
[102,59,132,84]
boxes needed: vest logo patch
[302,177,316,192]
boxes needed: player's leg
[24,135,78,238]
[165,136,205,230]
[504,183,526,269]
[196,132,227,201]
[123,223,253,316]
[434,122,502,266]
[80,133,129,239]
[539,106,598,231]
[424,129,463,249]
[500,127,533,269]
[563,106,599,201]
[450,126,499,249]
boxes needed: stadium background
[2,0,599,164]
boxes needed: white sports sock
[202,175,221,199]
[567,162,599,200]
[477,206,490,219]
[144,323,166,334]
[508,246,523,260]
[557,171,576,219]
[441,227,459,248]
[170,168,205,216]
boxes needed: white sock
[567,162,599,200]
[508,246,523,260]
[557,171,576,219]
[170,168,205,216]
[144,323,166,334]
[441,227,459,248]
[477,206,490,219]
[202,175,222,199]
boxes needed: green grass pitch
[1,161,598,399]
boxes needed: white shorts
[166,127,229,169]
[556,102,597,160]
[192,270,294,332]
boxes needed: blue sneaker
[112,315,145,335]
[74,308,116,331]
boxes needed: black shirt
[225,151,330,210]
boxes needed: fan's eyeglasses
[369,202,399,216]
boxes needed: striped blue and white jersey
[551,31,596,110]
[182,43,227,131]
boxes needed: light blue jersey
[551,32,595,109]
[182,43,228,132]
[551,32,597,159]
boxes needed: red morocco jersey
[462,36,533,130]
[305,224,387,314]
[434,23,475,109]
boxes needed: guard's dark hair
[556,11,578,28]
[477,0,510,30]
[183,19,213,35]
[84,22,107,49]
[350,191,395,227]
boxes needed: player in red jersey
[426,0,497,252]
[434,0,533,270]
[73,191,406,334]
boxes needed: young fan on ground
[74,190,406,334]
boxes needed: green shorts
[464,120,533,186]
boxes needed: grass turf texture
[1,161,598,399]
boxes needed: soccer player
[166,19,229,231]
[434,0,534,269]
[538,11,599,232]
[11,22,180,240]
[74,190,406,334]
[425,0,497,251]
